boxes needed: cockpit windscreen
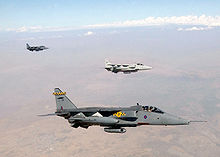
[142,106,164,114]
[137,63,143,65]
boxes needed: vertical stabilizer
[53,88,77,111]
[26,43,30,49]
[105,59,110,66]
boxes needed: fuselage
[26,44,48,51]
[56,105,189,128]
[105,62,152,73]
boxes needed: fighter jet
[40,88,205,133]
[105,60,152,74]
[26,43,48,52]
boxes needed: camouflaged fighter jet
[26,43,48,52]
[105,60,152,74]
[39,88,205,133]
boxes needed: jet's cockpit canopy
[142,106,164,114]
[137,63,143,66]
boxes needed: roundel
[144,115,147,119]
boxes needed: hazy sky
[1,0,220,31]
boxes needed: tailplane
[53,88,77,111]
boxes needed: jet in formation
[40,88,205,134]
[105,60,152,74]
[26,43,48,52]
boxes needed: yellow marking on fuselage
[53,92,66,95]
[113,111,126,117]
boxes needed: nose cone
[143,66,152,70]
[163,113,190,125]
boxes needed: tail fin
[53,88,77,111]
[105,59,111,66]
[26,43,30,49]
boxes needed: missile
[104,128,126,133]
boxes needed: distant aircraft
[26,43,48,52]
[105,60,152,74]
[39,88,205,133]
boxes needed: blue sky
[1,0,220,30]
